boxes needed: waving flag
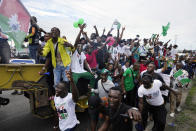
[174,69,190,86]
[0,0,30,50]
[162,22,170,36]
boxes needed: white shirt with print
[140,69,169,96]
[108,46,119,60]
[54,93,79,131]
[71,50,87,73]
[138,80,164,106]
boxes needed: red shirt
[140,64,147,73]
[85,50,98,69]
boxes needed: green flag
[173,70,183,78]
[180,78,191,85]
[162,22,170,36]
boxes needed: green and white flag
[180,78,191,85]
[173,69,183,78]
[0,0,30,50]
[174,69,190,86]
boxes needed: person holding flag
[169,62,189,117]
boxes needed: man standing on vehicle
[25,16,41,63]
[42,27,74,87]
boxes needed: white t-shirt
[123,45,132,57]
[140,69,169,96]
[138,80,164,106]
[139,45,147,56]
[170,48,177,59]
[71,50,87,73]
[54,93,79,131]
[159,46,163,56]
[108,46,119,60]
[122,65,129,72]
[94,79,115,99]
[117,45,125,55]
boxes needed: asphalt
[0,88,190,131]
[0,90,90,131]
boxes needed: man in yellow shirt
[42,27,74,87]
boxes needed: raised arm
[74,24,86,48]
[66,70,79,102]
[82,31,92,44]
[119,27,125,42]
[97,38,111,51]
[64,41,74,49]
[102,28,106,36]
[106,28,114,36]
[154,34,160,45]
[94,25,99,37]
[39,28,46,34]
[161,58,168,72]
[165,39,171,45]
[117,28,120,40]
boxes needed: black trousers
[0,40,10,64]
[125,89,136,107]
[142,102,167,131]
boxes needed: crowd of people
[0,16,196,131]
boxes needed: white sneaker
[177,106,182,112]
[170,113,175,117]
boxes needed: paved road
[0,91,90,131]
[0,88,190,131]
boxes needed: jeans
[0,40,10,64]
[53,65,70,87]
[29,44,39,63]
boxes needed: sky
[21,0,196,50]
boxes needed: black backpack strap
[101,81,109,93]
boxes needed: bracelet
[42,67,45,70]
[53,126,58,129]
[131,107,139,111]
